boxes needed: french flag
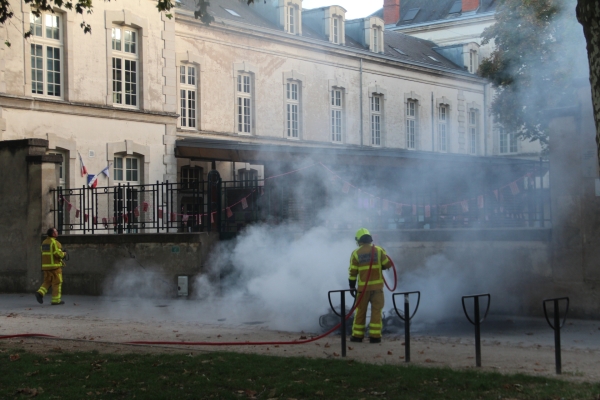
[87,174,98,188]
[100,163,111,179]
[78,152,88,177]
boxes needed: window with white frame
[468,109,478,155]
[112,26,138,107]
[47,150,66,188]
[30,12,63,98]
[469,50,478,74]
[114,156,140,184]
[286,81,300,139]
[371,95,382,146]
[238,168,258,187]
[499,127,518,154]
[438,105,448,152]
[331,88,343,143]
[332,17,341,44]
[287,5,298,34]
[179,64,197,129]
[406,100,418,149]
[372,27,381,53]
[237,73,252,134]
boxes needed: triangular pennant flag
[226,207,233,218]
[75,209,80,218]
[102,217,108,226]
[182,214,189,222]
[142,202,149,212]
[93,216,98,225]
[170,212,177,221]
[78,152,88,177]
[510,181,520,195]
[87,174,98,188]
[425,205,431,218]
[84,214,89,223]
[241,197,248,209]
[158,208,163,218]
[477,195,484,209]
[123,214,129,223]
[210,212,215,223]
[67,203,72,212]
[134,207,140,217]
[493,190,499,199]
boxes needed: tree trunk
[576,0,600,169]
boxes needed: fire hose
[1,246,397,346]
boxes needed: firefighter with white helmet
[348,228,391,343]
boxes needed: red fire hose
[1,246,396,347]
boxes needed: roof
[176,0,468,72]
[378,0,497,28]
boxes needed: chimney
[462,0,479,12]
[383,0,400,25]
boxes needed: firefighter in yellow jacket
[348,228,391,343]
[35,228,67,305]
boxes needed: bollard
[461,293,491,367]
[543,297,569,374]
[392,291,421,362]
[327,289,356,357]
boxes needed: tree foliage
[0,0,254,42]
[479,0,587,148]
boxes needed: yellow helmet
[355,228,372,245]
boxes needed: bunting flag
[92,216,98,225]
[67,202,72,212]
[461,200,469,213]
[87,174,98,188]
[84,214,89,223]
[100,163,111,179]
[493,190,499,199]
[75,209,80,218]
[170,212,177,221]
[102,217,108,226]
[226,207,233,218]
[510,181,520,195]
[123,214,128,223]
[412,205,417,215]
[383,199,389,211]
[477,195,484,209]
[78,152,87,177]
[182,214,189,223]
[158,208,163,219]
[241,197,248,209]
[210,213,215,223]
[342,182,350,193]
[395,204,402,215]
[425,205,431,218]
[134,207,140,217]
[142,202,149,212]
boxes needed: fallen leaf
[371,391,386,396]
[387,351,393,355]
[399,356,405,359]
[333,352,340,357]
[10,354,20,361]
[347,346,354,350]
[425,359,435,363]
[245,389,257,396]
[299,336,307,339]
[324,343,331,348]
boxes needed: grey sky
[301,0,382,20]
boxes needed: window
[30,13,63,98]
[286,81,300,139]
[499,128,518,154]
[47,151,66,188]
[112,26,138,107]
[469,50,478,74]
[332,17,340,44]
[181,166,203,189]
[237,73,252,134]
[372,28,380,53]
[468,109,478,155]
[406,100,417,149]
[371,95,382,146]
[438,105,448,152]
[331,89,343,143]
[403,8,420,21]
[179,65,197,129]
[238,168,258,187]
[114,156,139,183]
[287,6,298,34]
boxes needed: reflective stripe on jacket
[348,244,390,291]
[41,237,65,270]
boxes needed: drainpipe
[484,83,488,156]
[360,58,364,146]
[431,92,434,152]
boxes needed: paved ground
[1,294,599,382]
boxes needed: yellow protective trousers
[351,288,384,339]
[37,268,63,304]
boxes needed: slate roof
[372,0,497,27]
[176,0,469,73]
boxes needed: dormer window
[469,50,478,73]
[288,6,296,34]
[283,1,302,35]
[372,28,380,53]
[332,17,340,44]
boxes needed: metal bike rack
[392,291,421,362]
[327,289,357,357]
[543,297,570,374]
[461,293,491,367]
